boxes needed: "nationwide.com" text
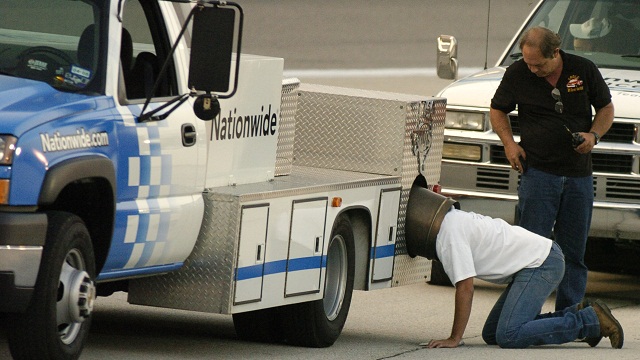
[40,128,109,152]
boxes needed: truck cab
[0,0,242,358]
[437,0,640,243]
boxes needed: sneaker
[592,300,624,349]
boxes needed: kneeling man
[406,183,624,349]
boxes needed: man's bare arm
[490,107,526,171]
[576,102,614,154]
[427,277,474,348]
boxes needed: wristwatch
[590,131,600,144]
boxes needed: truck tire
[8,211,96,360]
[282,216,355,347]
[233,307,284,343]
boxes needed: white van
[436,0,640,246]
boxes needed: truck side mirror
[436,35,458,80]
[138,3,243,123]
[188,3,243,99]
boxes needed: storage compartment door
[371,188,401,282]
[234,204,269,305]
[285,198,328,297]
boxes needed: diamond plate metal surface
[128,191,240,313]
[275,78,300,176]
[292,84,446,286]
[294,84,407,176]
[394,97,446,287]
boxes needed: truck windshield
[0,0,105,93]
[501,0,640,70]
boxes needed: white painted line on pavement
[283,67,484,78]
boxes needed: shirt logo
[567,75,584,93]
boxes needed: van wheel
[8,212,96,360]
[283,216,355,347]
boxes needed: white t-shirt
[436,208,553,285]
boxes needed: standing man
[489,26,614,310]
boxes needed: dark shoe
[584,334,602,347]
[576,298,602,347]
[592,300,624,349]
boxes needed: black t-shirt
[491,50,611,177]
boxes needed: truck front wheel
[8,211,96,360]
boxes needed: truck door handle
[182,123,196,147]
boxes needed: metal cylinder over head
[405,176,459,261]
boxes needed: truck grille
[489,145,633,174]
[476,167,510,190]
[508,115,636,143]
[490,146,509,164]
[593,153,634,173]
[484,146,640,202]
[605,179,640,200]
[603,123,638,143]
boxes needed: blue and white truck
[0,1,446,359]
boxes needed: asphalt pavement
[2,271,637,359]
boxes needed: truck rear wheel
[282,216,355,347]
[8,211,96,360]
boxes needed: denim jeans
[517,167,593,310]
[482,242,601,348]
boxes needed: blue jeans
[517,167,593,310]
[482,242,601,348]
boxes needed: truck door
[285,198,328,297]
[371,188,401,284]
[100,0,204,277]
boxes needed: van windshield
[0,0,106,93]
[501,0,640,70]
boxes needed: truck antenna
[484,0,491,69]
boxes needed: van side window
[121,0,177,99]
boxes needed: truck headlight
[443,142,482,161]
[0,136,18,165]
[445,111,485,131]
